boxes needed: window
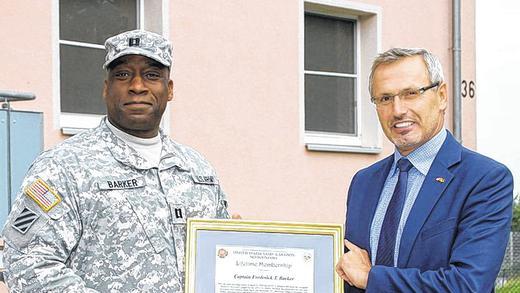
[305,13,357,136]
[59,0,138,116]
[302,1,382,153]
[57,0,166,133]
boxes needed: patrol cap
[103,29,173,69]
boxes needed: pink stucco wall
[0,0,476,224]
[0,0,63,148]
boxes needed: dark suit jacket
[345,132,513,292]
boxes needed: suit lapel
[398,133,462,266]
[356,156,394,252]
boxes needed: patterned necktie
[375,158,413,266]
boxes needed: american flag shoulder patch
[12,207,39,234]
[24,178,62,212]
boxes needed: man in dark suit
[335,47,513,292]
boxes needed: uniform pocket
[98,174,169,255]
[93,183,169,255]
[125,199,169,254]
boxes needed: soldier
[1,30,229,292]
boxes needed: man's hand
[335,239,372,289]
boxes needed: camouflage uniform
[1,118,229,292]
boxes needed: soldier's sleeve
[216,183,230,219]
[1,157,99,293]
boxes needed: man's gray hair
[368,48,444,96]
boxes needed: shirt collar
[391,129,447,176]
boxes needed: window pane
[60,0,137,45]
[305,14,355,74]
[305,74,356,134]
[60,45,106,115]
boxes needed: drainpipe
[452,0,462,142]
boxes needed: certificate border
[185,219,344,293]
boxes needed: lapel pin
[435,177,445,183]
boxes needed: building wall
[0,1,63,147]
[0,0,476,224]
[461,0,477,148]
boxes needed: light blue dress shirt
[369,129,447,266]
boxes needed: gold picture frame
[185,218,344,293]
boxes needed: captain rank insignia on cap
[24,178,62,212]
[129,37,140,47]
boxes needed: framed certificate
[185,219,344,293]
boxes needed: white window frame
[52,0,171,135]
[301,0,383,153]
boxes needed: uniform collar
[99,117,189,171]
[158,131,190,171]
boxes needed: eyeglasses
[371,82,440,106]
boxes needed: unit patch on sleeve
[12,207,40,234]
[24,178,62,212]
